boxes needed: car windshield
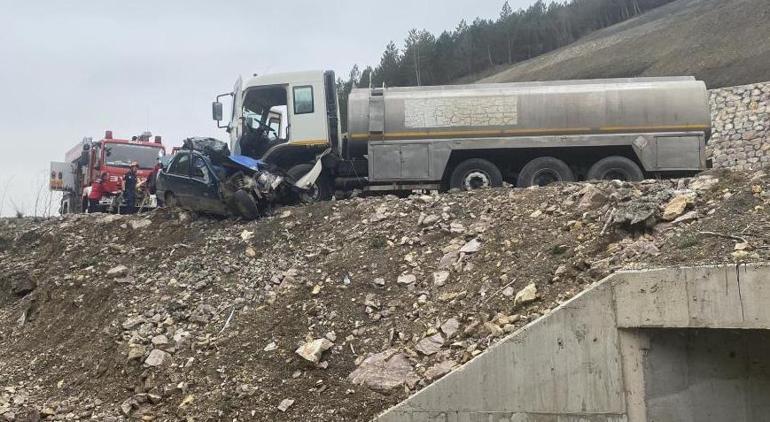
[104,143,162,169]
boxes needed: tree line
[337,0,675,130]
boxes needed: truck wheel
[587,156,644,181]
[287,163,333,203]
[233,189,260,220]
[449,158,503,191]
[516,157,575,187]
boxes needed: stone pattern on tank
[708,82,770,170]
[404,95,518,129]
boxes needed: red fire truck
[50,130,166,214]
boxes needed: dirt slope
[479,0,770,88]
[2,168,770,421]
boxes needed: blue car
[157,147,292,219]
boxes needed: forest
[337,0,676,130]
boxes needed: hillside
[2,169,770,421]
[479,0,770,88]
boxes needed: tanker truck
[211,71,710,200]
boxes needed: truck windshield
[104,143,162,169]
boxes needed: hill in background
[478,0,770,88]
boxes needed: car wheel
[449,158,503,191]
[165,192,178,209]
[287,163,333,203]
[586,156,644,182]
[233,189,260,220]
[516,157,575,187]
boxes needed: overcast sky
[0,0,540,216]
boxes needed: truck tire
[449,158,503,191]
[287,163,333,202]
[233,189,260,220]
[516,157,575,187]
[587,156,644,181]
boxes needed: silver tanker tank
[346,76,710,153]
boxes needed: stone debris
[415,333,444,355]
[348,349,420,392]
[295,338,334,363]
[1,169,770,420]
[277,398,295,412]
[514,283,538,306]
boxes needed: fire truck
[50,130,166,214]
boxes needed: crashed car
[156,137,303,219]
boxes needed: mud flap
[294,149,330,190]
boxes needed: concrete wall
[708,82,770,170]
[377,264,770,422]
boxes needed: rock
[484,321,504,337]
[151,335,169,346]
[672,210,698,224]
[514,283,538,306]
[424,360,457,381]
[264,342,278,352]
[348,349,420,392]
[144,349,171,367]
[415,333,444,355]
[502,286,515,297]
[107,265,129,278]
[438,251,458,269]
[245,247,257,257]
[420,214,440,226]
[440,318,460,339]
[577,185,607,209]
[690,176,719,191]
[295,338,334,363]
[662,193,694,221]
[129,219,152,230]
[277,399,295,412]
[240,230,254,241]
[122,316,145,330]
[432,271,450,286]
[397,274,416,285]
[459,238,482,254]
[127,344,146,361]
[529,209,542,218]
[372,278,386,288]
[11,278,36,297]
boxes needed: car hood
[226,155,265,174]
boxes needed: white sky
[0,0,539,216]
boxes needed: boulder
[415,333,444,355]
[514,283,538,306]
[348,349,420,392]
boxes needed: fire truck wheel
[586,156,644,182]
[233,189,260,220]
[287,163,333,203]
[516,157,575,187]
[449,158,503,191]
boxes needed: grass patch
[369,235,387,249]
[676,234,699,249]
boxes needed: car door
[162,152,195,206]
[190,154,228,215]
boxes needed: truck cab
[213,70,340,172]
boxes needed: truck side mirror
[212,102,223,121]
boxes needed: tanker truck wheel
[287,163,333,203]
[516,157,575,187]
[449,158,503,191]
[586,156,644,182]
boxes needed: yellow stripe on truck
[348,124,709,141]
[290,139,329,146]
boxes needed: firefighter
[87,172,108,213]
[123,161,139,214]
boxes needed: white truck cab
[213,70,340,172]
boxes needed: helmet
[130,161,139,168]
